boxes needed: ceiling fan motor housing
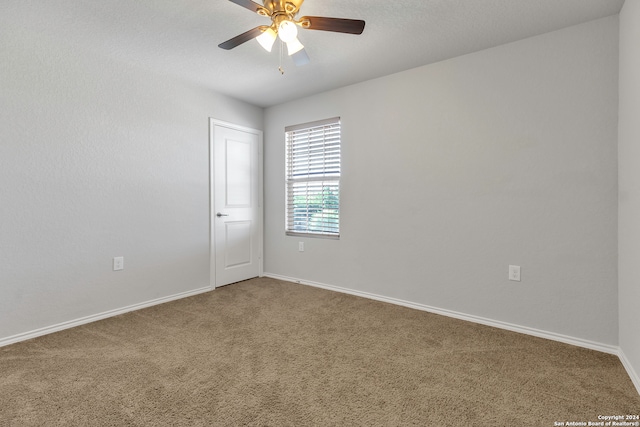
[260,0,305,17]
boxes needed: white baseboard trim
[263,273,619,355]
[619,349,640,396]
[0,286,213,348]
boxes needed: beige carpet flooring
[1,277,638,426]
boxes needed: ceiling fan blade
[218,26,266,50]
[227,0,265,14]
[292,48,310,66]
[299,16,365,35]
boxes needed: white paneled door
[210,120,263,288]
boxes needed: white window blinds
[286,117,340,238]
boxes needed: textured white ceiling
[21,0,624,107]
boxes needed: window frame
[285,117,341,239]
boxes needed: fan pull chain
[278,40,285,75]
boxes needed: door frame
[209,118,264,289]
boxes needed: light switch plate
[509,265,521,281]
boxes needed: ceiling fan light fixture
[277,20,298,43]
[286,37,304,55]
[256,27,277,52]
[220,0,367,69]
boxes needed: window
[286,117,340,238]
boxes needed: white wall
[264,17,619,346]
[0,3,262,341]
[618,0,640,391]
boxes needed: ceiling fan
[218,0,365,67]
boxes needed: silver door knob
[216,212,229,217]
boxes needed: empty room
[1,0,639,425]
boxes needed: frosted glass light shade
[286,38,304,55]
[256,27,277,52]
[278,20,298,43]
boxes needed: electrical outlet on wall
[113,256,124,271]
[298,242,304,252]
[509,265,521,282]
